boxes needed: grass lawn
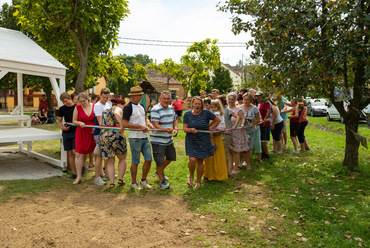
[0,119,369,247]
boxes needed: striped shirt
[150,103,176,145]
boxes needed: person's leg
[232,150,240,173]
[67,150,76,175]
[188,156,196,186]
[129,138,141,185]
[94,135,104,180]
[245,150,252,170]
[156,159,171,181]
[105,157,115,186]
[73,152,84,184]
[117,154,127,182]
[254,128,262,161]
[227,149,233,173]
[141,138,152,181]
[291,136,299,152]
[88,153,94,168]
[195,158,204,188]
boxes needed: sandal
[117,179,125,186]
[187,180,193,187]
[109,183,115,188]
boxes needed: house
[208,63,243,90]
[140,69,189,110]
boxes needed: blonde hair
[191,97,204,110]
[211,99,224,116]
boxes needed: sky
[0,0,253,66]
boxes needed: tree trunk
[342,112,360,170]
[44,85,54,112]
[75,53,88,93]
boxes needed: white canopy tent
[0,27,67,169]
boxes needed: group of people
[31,94,49,125]
[58,86,178,189]
[183,88,311,187]
[58,85,310,190]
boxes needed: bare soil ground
[0,186,213,248]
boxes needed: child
[203,98,211,110]
[31,113,40,125]
[210,99,225,152]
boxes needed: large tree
[220,0,369,170]
[180,38,221,99]
[15,0,130,93]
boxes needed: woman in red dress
[72,92,96,184]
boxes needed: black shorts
[260,126,271,142]
[151,143,176,166]
[271,121,284,141]
[62,132,75,151]
[175,110,183,117]
[290,122,300,137]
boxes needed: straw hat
[128,86,144,96]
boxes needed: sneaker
[242,161,247,166]
[154,171,169,181]
[159,180,170,189]
[102,174,117,181]
[81,166,86,175]
[140,180,152,189]
[94,177,106,185]
[292,150,298,154]
[131,182,141,190]
[67,174,77,180]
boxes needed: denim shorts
[129,138,152,164]
[62,132,75,151]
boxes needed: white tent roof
[0,27,67,78]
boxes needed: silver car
[306,98,328,117]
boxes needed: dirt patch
[308,122,346,135]
[0,186,215,247]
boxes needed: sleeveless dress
[229,106,249,152]
[100,107,127,160]
[75,104,96,154]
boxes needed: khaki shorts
[281,118,288,134]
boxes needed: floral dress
[100,107,127,160]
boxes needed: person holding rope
[240,93,261,170]
[100,98,128,188]
[122,86,154,190]
[183,97,220,188]
[150,91,178,189]
[72,92,96,185]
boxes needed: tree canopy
[210,65,233,94]
[15,0,130,93]
[106,54,152,96]
[220,0,369,169]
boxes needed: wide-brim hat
[256,91,264,96]
[128,86,144,96]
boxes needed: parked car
[326,102,345,122]
[306,98,328,117]
[327,101,370,123]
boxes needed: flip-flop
[109,183,115,188]
[187,181,193,187]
